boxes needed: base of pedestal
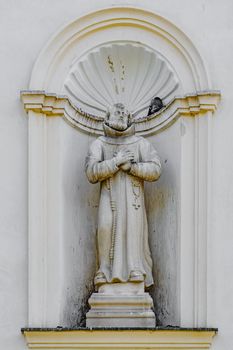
[22,328,218,350]
[86,282,156,328]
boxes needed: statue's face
[107,104,129,131]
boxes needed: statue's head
[105,103,132,131]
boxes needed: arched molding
[29,7,210,93]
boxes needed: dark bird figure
[147,97,163,116]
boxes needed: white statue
[86,103,161,288]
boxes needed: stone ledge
[22,327,217,349]
[20,90,221,136]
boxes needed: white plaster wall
[0,0,233,349]
[61,122,98,327]
[146,123,181,326]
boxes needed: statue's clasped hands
[115,149,135,172]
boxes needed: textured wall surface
[0,1,233,349]
[146,124,180,326]
[61,124,98,327]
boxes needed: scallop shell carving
[63,42,181,119]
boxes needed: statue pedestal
[86,282,156,328]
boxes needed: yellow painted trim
[23,329,216,349]
[21,90,221,136]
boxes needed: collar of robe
[101,123,139,145]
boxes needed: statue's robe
[86,124,161,287]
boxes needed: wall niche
[21,7,220,328]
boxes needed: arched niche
[21,7,220,328]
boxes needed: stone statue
[85,103,161,290]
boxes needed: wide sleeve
[129,138,161,182]
[85,139,119,183]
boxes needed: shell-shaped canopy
[63,42,181,119]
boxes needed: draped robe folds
[85,124,161,287]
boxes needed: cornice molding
[21,90,221,136]
[22,328,217,350]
